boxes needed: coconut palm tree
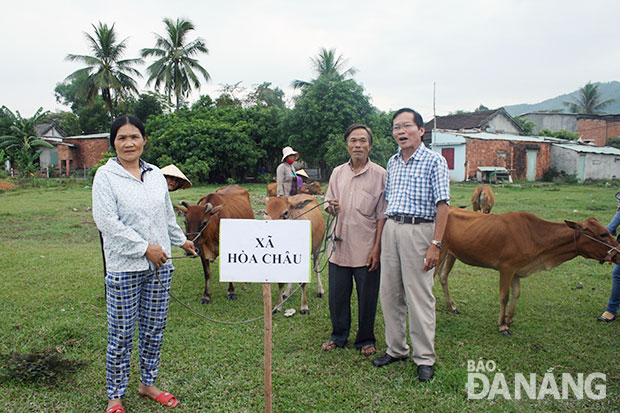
[141,18,211,111]
[292,47,357,89]
[564,82,615,114]
[65,22,143,119]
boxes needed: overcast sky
[2,0,619,121]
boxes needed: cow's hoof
[300,309,309,315]
[282,294,288,300]
[200,297,211,304]
[451,309,460,315]
[272,308,280,314]
[500,329,512,336]
[316,292,324,298]
[227,294,237,301]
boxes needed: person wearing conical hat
[161,165,192,192]
[276,146,299,197]
[295,169,309,190]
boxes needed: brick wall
[578,118,620,146]
[61,138,110,169]
[465,138,550,180]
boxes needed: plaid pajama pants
[105,264,173,400]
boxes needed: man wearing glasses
[372,108,450,383]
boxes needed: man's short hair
[391,108,424,129]
[344,123,373,146]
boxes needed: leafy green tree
[514,116,536,136]
[0,109,13,137]
[246,82,285,108]
[141,18,211,111]
[0,107,53,177]
[55,74,113,134]
[286,76,376,177]
[144,105,269,183]
[539,128,578,140]
[65,22,143,119]
[128,92,165,123]
[474,104,490,112]
[292,48,357,89]
[564,82,615,114]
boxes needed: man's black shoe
[372,353,407,367]
[417,365,434,382]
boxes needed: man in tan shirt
[321,123,387,356]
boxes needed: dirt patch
[0,181,17,190]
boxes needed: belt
[388,215,434,224]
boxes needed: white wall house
[551,144,620,182]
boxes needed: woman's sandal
[321,340,337,351]
[597,314,616,322]
[360,344,376,356]
[141,391,178,408]
[105,405,124,413]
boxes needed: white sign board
[220,219,311,283]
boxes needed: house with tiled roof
[423,108,522,143]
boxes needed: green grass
[1,181,619,412]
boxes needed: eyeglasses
[392,123,417,132]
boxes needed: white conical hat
[296,169,309,179]
[160,164,192,189]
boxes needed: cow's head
[308,181,323,195]
[565,218,620,264]
[264,196,290,220]
[174,199,224,258]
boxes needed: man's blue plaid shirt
[384,143,450,220]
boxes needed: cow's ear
[180,201,190,209]
[565,220,583,230]
[174,204,187,216]
[210,204,225,216]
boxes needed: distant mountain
[504,81,620,117]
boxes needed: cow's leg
[300,283,309,315]
[506,276,521,326]
[436,253,458,313]
[227,282,236,301]
[498,270,514,335]
[283,283,294,299]
[273,283,285,313]
[200,257,211,304]
[314,253,325,298]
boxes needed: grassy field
[1,180,619,412]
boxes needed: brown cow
[175,185,255,303]
[300,181,324,195]
[471,185,495,213]
[434,207,620,334]
[264,194,326,314]
[266,180,323,197]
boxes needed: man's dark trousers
[328,262,380,348]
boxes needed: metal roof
[477,166,509,172]
[63,132,109,140]
[453,131,552,143]
[553,143,620,155]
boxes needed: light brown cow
[175,185,255,303]
[471,185,495,213]
[264,194,326,314]
[266,181,323,197]
[300,181,324,195]
[434,207,620,334]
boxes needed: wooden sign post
[263,283,272,413]
[220,219,311,413]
